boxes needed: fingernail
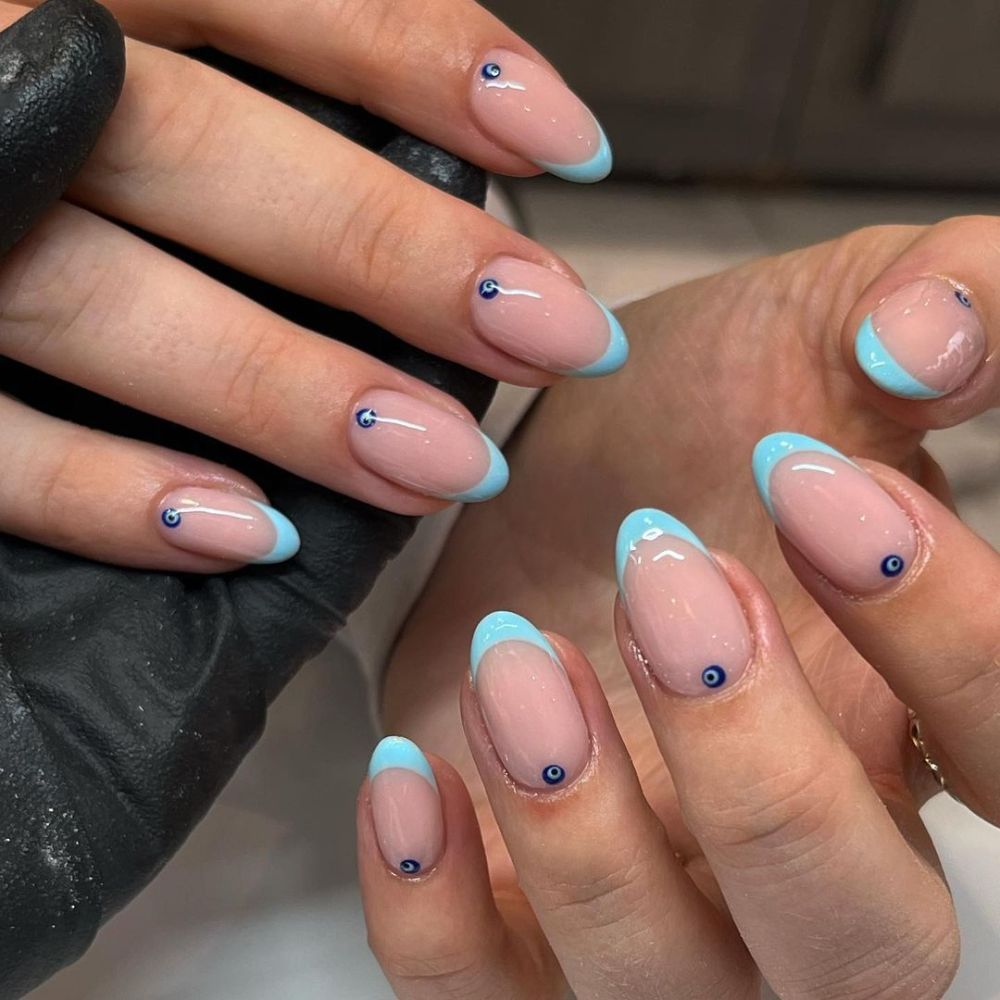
[855,278,986,399]
[472,257,628,376]
[470,611,590,790]
[616,510,752,696]
[156,487,300,564]
[470,49,611,183]
[349,390,508,503]
[753,432,917,594]
[368,737,443,878]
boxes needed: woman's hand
[0,0,622,571]
[359,450,998,996]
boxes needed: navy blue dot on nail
[161,508,182,528]
[356,407,377,429]
[701,665,726,689]
[478,279,500,299]
[542,764,566,785]
[955,289,972,308]
[881,554,905,577]
[482,62,501,79]
[399,859,421,875]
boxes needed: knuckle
[27,429,98,548]
[931,213,1000,252]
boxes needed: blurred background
[31,3,1000,998]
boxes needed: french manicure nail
[368,737,443,878]
[472,257,628,376]
[156,487,300,564]
[349,389,508,503]
[470,49,612,183]
[753,432,917,594]
[470,611,590,790]
[855,278,986,398]
[616,509,752,696]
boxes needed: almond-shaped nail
[156,487,300,564]
[368,736,444,878]
[470,611,590,790]
[349,389,508,503]
[616,509,752,696]
[470,49,611,183]
[753,432,917,594]
[472,257,628,376]
[855,277,986,399]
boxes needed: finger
[0,203,509,514]
[4,15,629,384]
[753,432,1000,823]
[463,612,756,1000]
[842,215,1000,426]
[0,391,301,571]
[88,0,610,183]
[359,737,547,999]
[614,509,960,1000]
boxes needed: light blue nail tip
[751,432,854,520]
[854,314,941,399]
[368,736,437,789]
[248,500,301,564]
[615,508,709,590]
[470,610,556,681]
[573,302,629,377]
[536,123,612,184]
[448,435,509,503]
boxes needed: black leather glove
[0,4,493,996]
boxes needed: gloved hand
[0,3,493,996]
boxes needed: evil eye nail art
[161,507,182,528]
[356,407,377,428]
[701,665,727,689]
[481,61,502,81]
[471,611,590,791]
[753,432,918,594]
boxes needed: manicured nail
[470,49,611,183]
[368,737,443,878]
[855,278,986,399]
[472,257,628,376]
[156,487,300,564]
[349,390,508,503]
[753,432,917,594]
[616,510,751,696]
[470,611,590,790]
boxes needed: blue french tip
[573,302,629,377]
[248,500,301,564]
[536,124,612,184]
[751,432,855,520]
[368,736,437,789]
[448,435,509,503]
[615,508,708,591]
[853,314,941,399]
[470,610,556,681]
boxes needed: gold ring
[908,709,946,789]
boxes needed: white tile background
[31,183,1000,1000]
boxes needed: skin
[368,219,1000,998]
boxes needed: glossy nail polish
[470,611,590,790]
[470,49,612,183]
[753,432,917,594]
[616,509,752,696]
[472,257,628,376]
[855,278,986,398]
[368,736,444,878]
[349,389,508,503]
[156,487,300,563]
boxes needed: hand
[1,0,624,571]
[381,218,1000,996]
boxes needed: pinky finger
[0,393,299,572]
[358,737,547,1000]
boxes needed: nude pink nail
[855,277,986,398]
[472,257,628,376]
[156,487,300,564]
[368,737,443,878]
[470,49,612,183]
[349,389,508,503]
[616,510,752,696]
[753,433,918,594]
[470,612,590,790]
